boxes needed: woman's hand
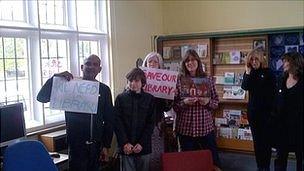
[199,97,210,105]
[183,97,198,105]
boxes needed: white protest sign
[50,77,100,114]
[140,67,178,100]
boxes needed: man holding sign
[37,55,114,171]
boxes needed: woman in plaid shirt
[173,49,221,170]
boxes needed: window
[0,0,110,131]
[39,0,65,25]
[0,1,25,22]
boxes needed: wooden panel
[216,137,254,152]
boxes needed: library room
[0,1,303,171]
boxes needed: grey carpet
[219,151,296,171]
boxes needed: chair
[162,150,214,171]
[3,140,58,171]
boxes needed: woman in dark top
[274,52,303,171]
[241,49,276,171]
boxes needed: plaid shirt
[173,76,219,137]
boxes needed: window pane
[39,0,64,25]
[0,37,31,128]
[78,40,100,80]
[48,39,57,57]
[0,1,25,22]
[40,39,68,122]
[76,1,97,29]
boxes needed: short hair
[281,52,304,78]
[126,68,146,87]
[142,52,164,69]
[246,49,267,68]
[180,49,206,77]
[83,54,101,66]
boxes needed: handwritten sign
[50,77,100,114]
[140,67,178,100]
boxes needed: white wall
[162,1,304,34]
[109,1,163,96]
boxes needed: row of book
[216,127,252,140]
[163,44,208,60]
[215,109,252,140]
[214,72,243,85]
[213,50,247,64]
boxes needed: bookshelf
[156,27,304,153]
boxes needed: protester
[115,68,155,171]
[241,49,276,171]
[274,52,303,171]
[173,49,221,170]
[37,54,114,171]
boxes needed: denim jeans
[121,154,150,171]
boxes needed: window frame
[0,0,111,133]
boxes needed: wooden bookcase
[212,35,268,153]
[156,27,303,153]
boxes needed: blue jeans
[121,154,150,171]
[178,131,221,167]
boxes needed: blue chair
[3,140,58,171]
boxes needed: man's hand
[54,71,74,81]
[133,143,143,153]
[123,143,134,155]
[100,147,109,162]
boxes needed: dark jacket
[37,76,114,148]
[154,98,172,124]
[241,68,276,118]
[275,76,303,151]
[114,89,155,155]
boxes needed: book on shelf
[214,75,225,84]
[213,50,241,64]
[164,62,180,72]
[180,76,211,99]
[223,109,242,127]
[218,127,232,139]
[181,45,190,59]
[224,72,235,85]
[237,128,252,140]
[223,86,245,99]
[163,47,172,60]
[172,46,181,60]
[229,50,241,64]
[234,73,243,85]
[215,117,228,127]
[197,44,208,58]
[221,52,230,64]
[240,110,249,126]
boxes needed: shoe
[214,165,222,171]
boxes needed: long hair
[246,49,268,69]
[180,49,206,77]
[142,52,164,69]
[281,52,304,79]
